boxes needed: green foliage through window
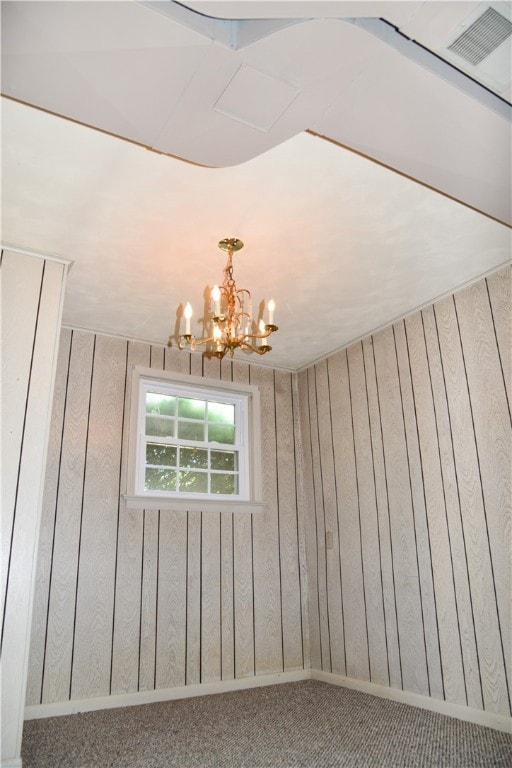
[142,389,242,497]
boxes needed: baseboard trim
[1,759,23,768]
[24,668,511,734]
[311,670,512,734]
[24,669,310,721]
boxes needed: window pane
[180,447,208,469]
[208,401,235,424]
[146,443,176,467]
[211,450,237,471]
[179,471,208,493]
[208,423,235,445]
[178,421,205,441]
[211,473,237,495]
[137,377,250,500]
[146,393,175,416]
[146,415,174,438]
[178,397,205,420]
[145,468,177,492]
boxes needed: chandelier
[175,238,278,359]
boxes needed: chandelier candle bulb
[212,284,221,316]
[268,299,275,325]
[214,323,222,351]
[184,302,193,335]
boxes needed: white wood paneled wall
[1,248,67,765]
[24,266,510,722]
[26,339,307,706]
[298,267,511,718]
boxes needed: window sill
[122,494,266,514]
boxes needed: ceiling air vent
[447,6,512,66]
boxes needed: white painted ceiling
[1,1,511,371]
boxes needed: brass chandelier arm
[242,341,272,355]
[243,325,279,341]
[177,333,215,350]
[178,324,278,350]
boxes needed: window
[125,368,263,513]
[141,381,246,498]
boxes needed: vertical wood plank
[220,357,232,381]
[362,337,402,690]
[249,364,283,675]
[231,361,254,679]
[138,508,159,691]
[42,331,95,704]
[1,253,44,625]
[393,320,444,701]
[111,341,149,695]
[164,345,191,376]
[232,510,254,679]
[220,511,235,680]
[186,511,201,684]
[435,295,509,715]
[150,345,164,371]
[315,360,345,675]
[291,373,311,671]
[190,353,203,378]
[201,512,221,682]
[110,511,142,694]
[307,366,331,671]
[155,511,187,689]
[296,370,320,670]
[346,343,389,686]
[454,283,511,702]
[1,256,66,761]
[328,352,368,680]
[70,335,126,699]
[421,309,483,708]
[486,267,511,410]
[26,328,71,705]
[274,370,303,671]
[202,355,221,382]
[405,313,467,706]
[373,327,429,696]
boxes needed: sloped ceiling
[1,1,511,370]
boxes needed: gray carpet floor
[22,681,512,767]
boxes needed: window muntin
[137,381,248,500]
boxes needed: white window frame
[124,367,264,513]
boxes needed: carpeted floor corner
[22,680,512,767]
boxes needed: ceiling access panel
[153,18,379,166]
